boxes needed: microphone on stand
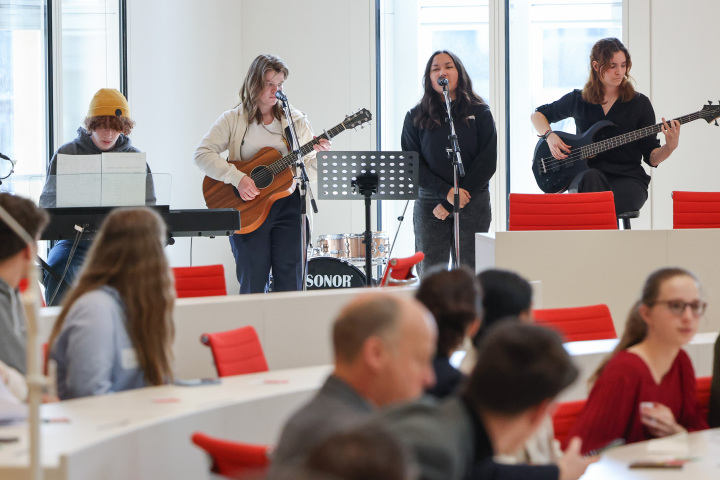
[437,77,449,88]
[275,90,288,102]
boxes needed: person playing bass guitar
[530,37,680,215]
[194,54,330,294]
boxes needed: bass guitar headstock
[700,101,720,125]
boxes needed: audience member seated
[566,267,709,453]
[303,424,418,480]
[711,333,720,428]
[0,193,49,378]
[377,323,595,480]
[271,292,436,469]
[415,266,481,399]
[48,208,174,400]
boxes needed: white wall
[128,0,375,292]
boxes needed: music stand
[317,151,419,286]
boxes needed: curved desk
[582,429,720,480]
[0,365,331,480]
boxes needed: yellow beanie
[86,88,131,119]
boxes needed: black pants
[570,169,648,214]
[413,189,491,278]
[229,190,302,294]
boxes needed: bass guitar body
[202,147,293,234]
[532,120,615,193]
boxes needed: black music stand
[317,151,419,286]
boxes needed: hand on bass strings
[660,118,681,152]
[546,132,572,160]
[237,175,260,201]
[446,187,471,208]
[640,402,685,437]
[313,137,332,152]
[433,203,450,220]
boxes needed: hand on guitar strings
[237,175,260,201]
[312,137,332,152]
[660,117,681,152]
[546,132,572,160]
[446,187,471,208]
[433,203,450,220]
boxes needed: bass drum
[306,257,366,290]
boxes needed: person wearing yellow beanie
[39,88,155,306]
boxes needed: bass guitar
[532,102,720,193]
[202,109,372,234]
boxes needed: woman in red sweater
[566,267,708,453]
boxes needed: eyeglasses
[0,157,15,180]
[651,300,707,317]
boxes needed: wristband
[538,129,553,140]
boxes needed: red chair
[200,326,269,377]
[380,252,424,286]
[191,432,271,478]
[532,304,616,342]
[696,376,712,423]
[552,399,586,446]
[508,192,618,231]
[672,191,720,229]
[172,264,227,298]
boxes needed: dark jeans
[413,189,491,278]
[229,190,302,294]
[43,240,91,306]
[570,169,648,214]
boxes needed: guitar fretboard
[580,112,703,159]
[265,122,349,176]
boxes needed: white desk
[0,365,331,480]
[581,429,720,480]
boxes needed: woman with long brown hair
[401,50,497,277]
[531,37,680,214]
[566,267,708,453]
[194,54,330,294]
[48,207,175,399]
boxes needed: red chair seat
[191,432,270,477]
[509,192,618,231]
[380,252,424,286]
[200,325,269,377]
[672,191,720,229]
[552,399,586,446]
[172,264,227,298]
[533,304,616,342]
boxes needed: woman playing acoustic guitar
[194,54,330,294]
[530,38,680,215]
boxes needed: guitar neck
[269,121,348,174]
[581,111,703,158]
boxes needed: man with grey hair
[271,292,437,468]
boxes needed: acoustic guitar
[532,102,720,193]
[202,109,372,234]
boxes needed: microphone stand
[276,91,317,291]
[440,79,465,269]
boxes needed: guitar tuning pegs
[715,120,719,126]
[709,101,713,105]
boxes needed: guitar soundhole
[251,166,274,189]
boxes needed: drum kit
[306,231,389,290]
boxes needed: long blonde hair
[48,208,175,385]
[589,267,699,385]
[238,54,289,125]
[582,37,635,105]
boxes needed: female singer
[401,50,497,277]
[48,208,174,399]
[566,267,708,453]
[194,54,330,294]
[531,37,680,214]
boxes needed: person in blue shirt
[48,207,174,400]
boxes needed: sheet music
[56,154,102,207]
[101,152,146,206]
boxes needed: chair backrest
[552,399,586,446]
[696,375,712,423]
[172,264,227,298]
[532,304,616,342]
[380,252,425,287]
[191,432,271,477]
[508,192,618,231]
[200,325,269,377]
[672,191,720,229]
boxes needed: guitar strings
[538,112,702,172]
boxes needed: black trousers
[413,189,491,278]
[229,190,302,294]
[570,169,648,214]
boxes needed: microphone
[437,77,449,87]
[275,90,288,102]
